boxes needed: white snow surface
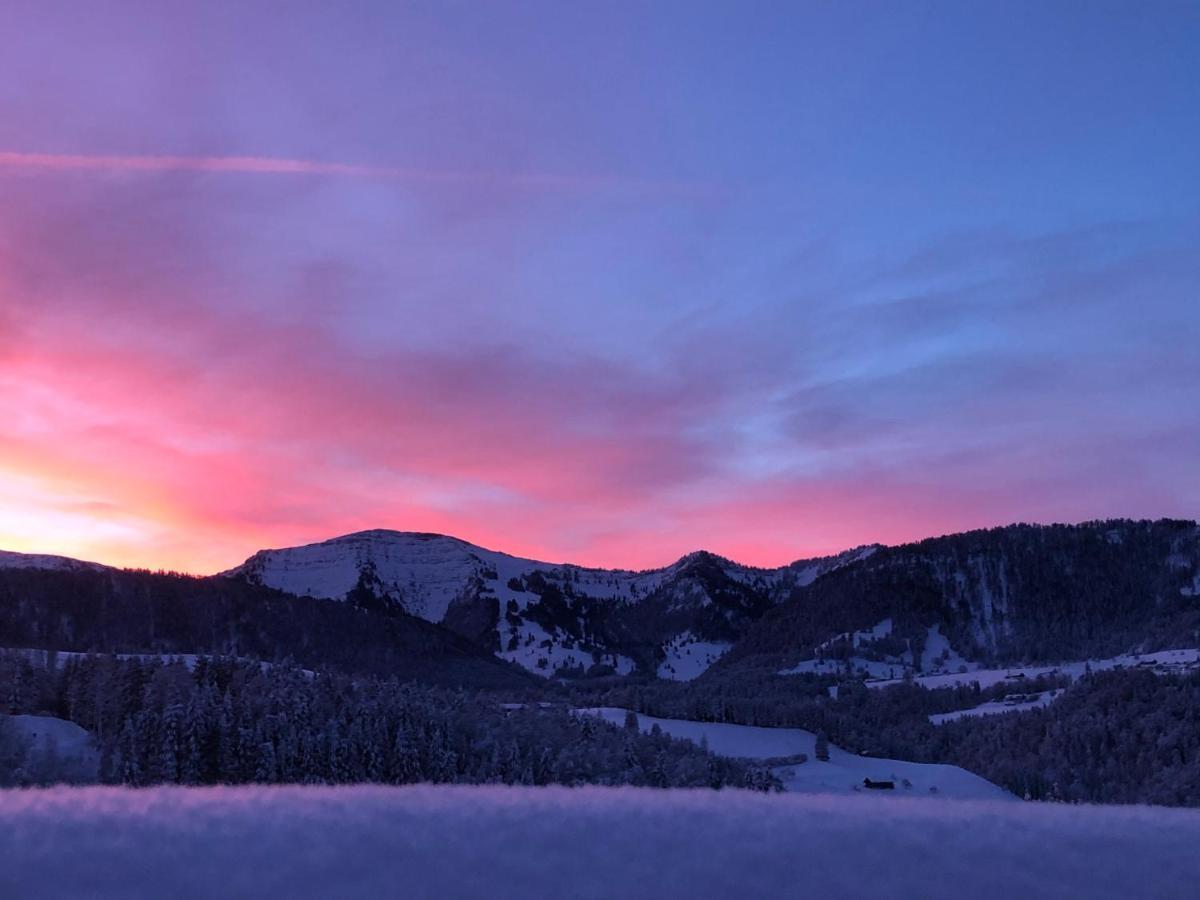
[496,621,635,678]
[577,708,1010,800]
[7,715,100,780]
[788,544,879,587]
[656,632,732,681]
[920,624,977,674]
[223,530,685,620]
[2,785,1199,900]
[779,618,914,679]
[0,550,109,573]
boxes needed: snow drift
[2,785,1199,899]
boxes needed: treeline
[938,669,1200,806]
[0,653,774,791]
[0,567,530,689]
[570,669,1067,758]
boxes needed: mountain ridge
[219,528,880,679]
[5,517,1197,683]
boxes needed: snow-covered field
[1,785,1198,899]
[8,715,100,780]
[578,708,1010,800]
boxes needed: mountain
[222,530,874,680]
[7,518,1199,686]
[0,550,111,574]
[718,518,1200,677]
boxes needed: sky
[1,1,1198,573]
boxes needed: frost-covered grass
[2,785,1199,899]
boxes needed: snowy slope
[224,531,497,621]
[7,715,100,782]
[577,708,1011,800]
[4,785,1197,900]
[222,530,868,679]
[778,618,916,679]
[223,530,682,611]
[656,632,733,681]
[0,550,110,573]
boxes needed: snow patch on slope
[656,632,732,681]
[0,551,110,573]
[789,545,879,588]
[778,618,913,679]
[496,621,635,678]
[6,715,100,781]
[921,625,977,674]
[1181,571,1200,598]
[778,656,907,680]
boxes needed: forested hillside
[0,568,530,689]
[0,653,769,791]
[722,519,1200,673]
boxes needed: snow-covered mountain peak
[0,550,111,574]
[223,530,497,620]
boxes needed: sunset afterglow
[2,2,1197,572]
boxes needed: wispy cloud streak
[0,151,706,196]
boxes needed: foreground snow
[577,708,1010,800]
[1,786,1198,899]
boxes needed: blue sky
[0,1,1197,570]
